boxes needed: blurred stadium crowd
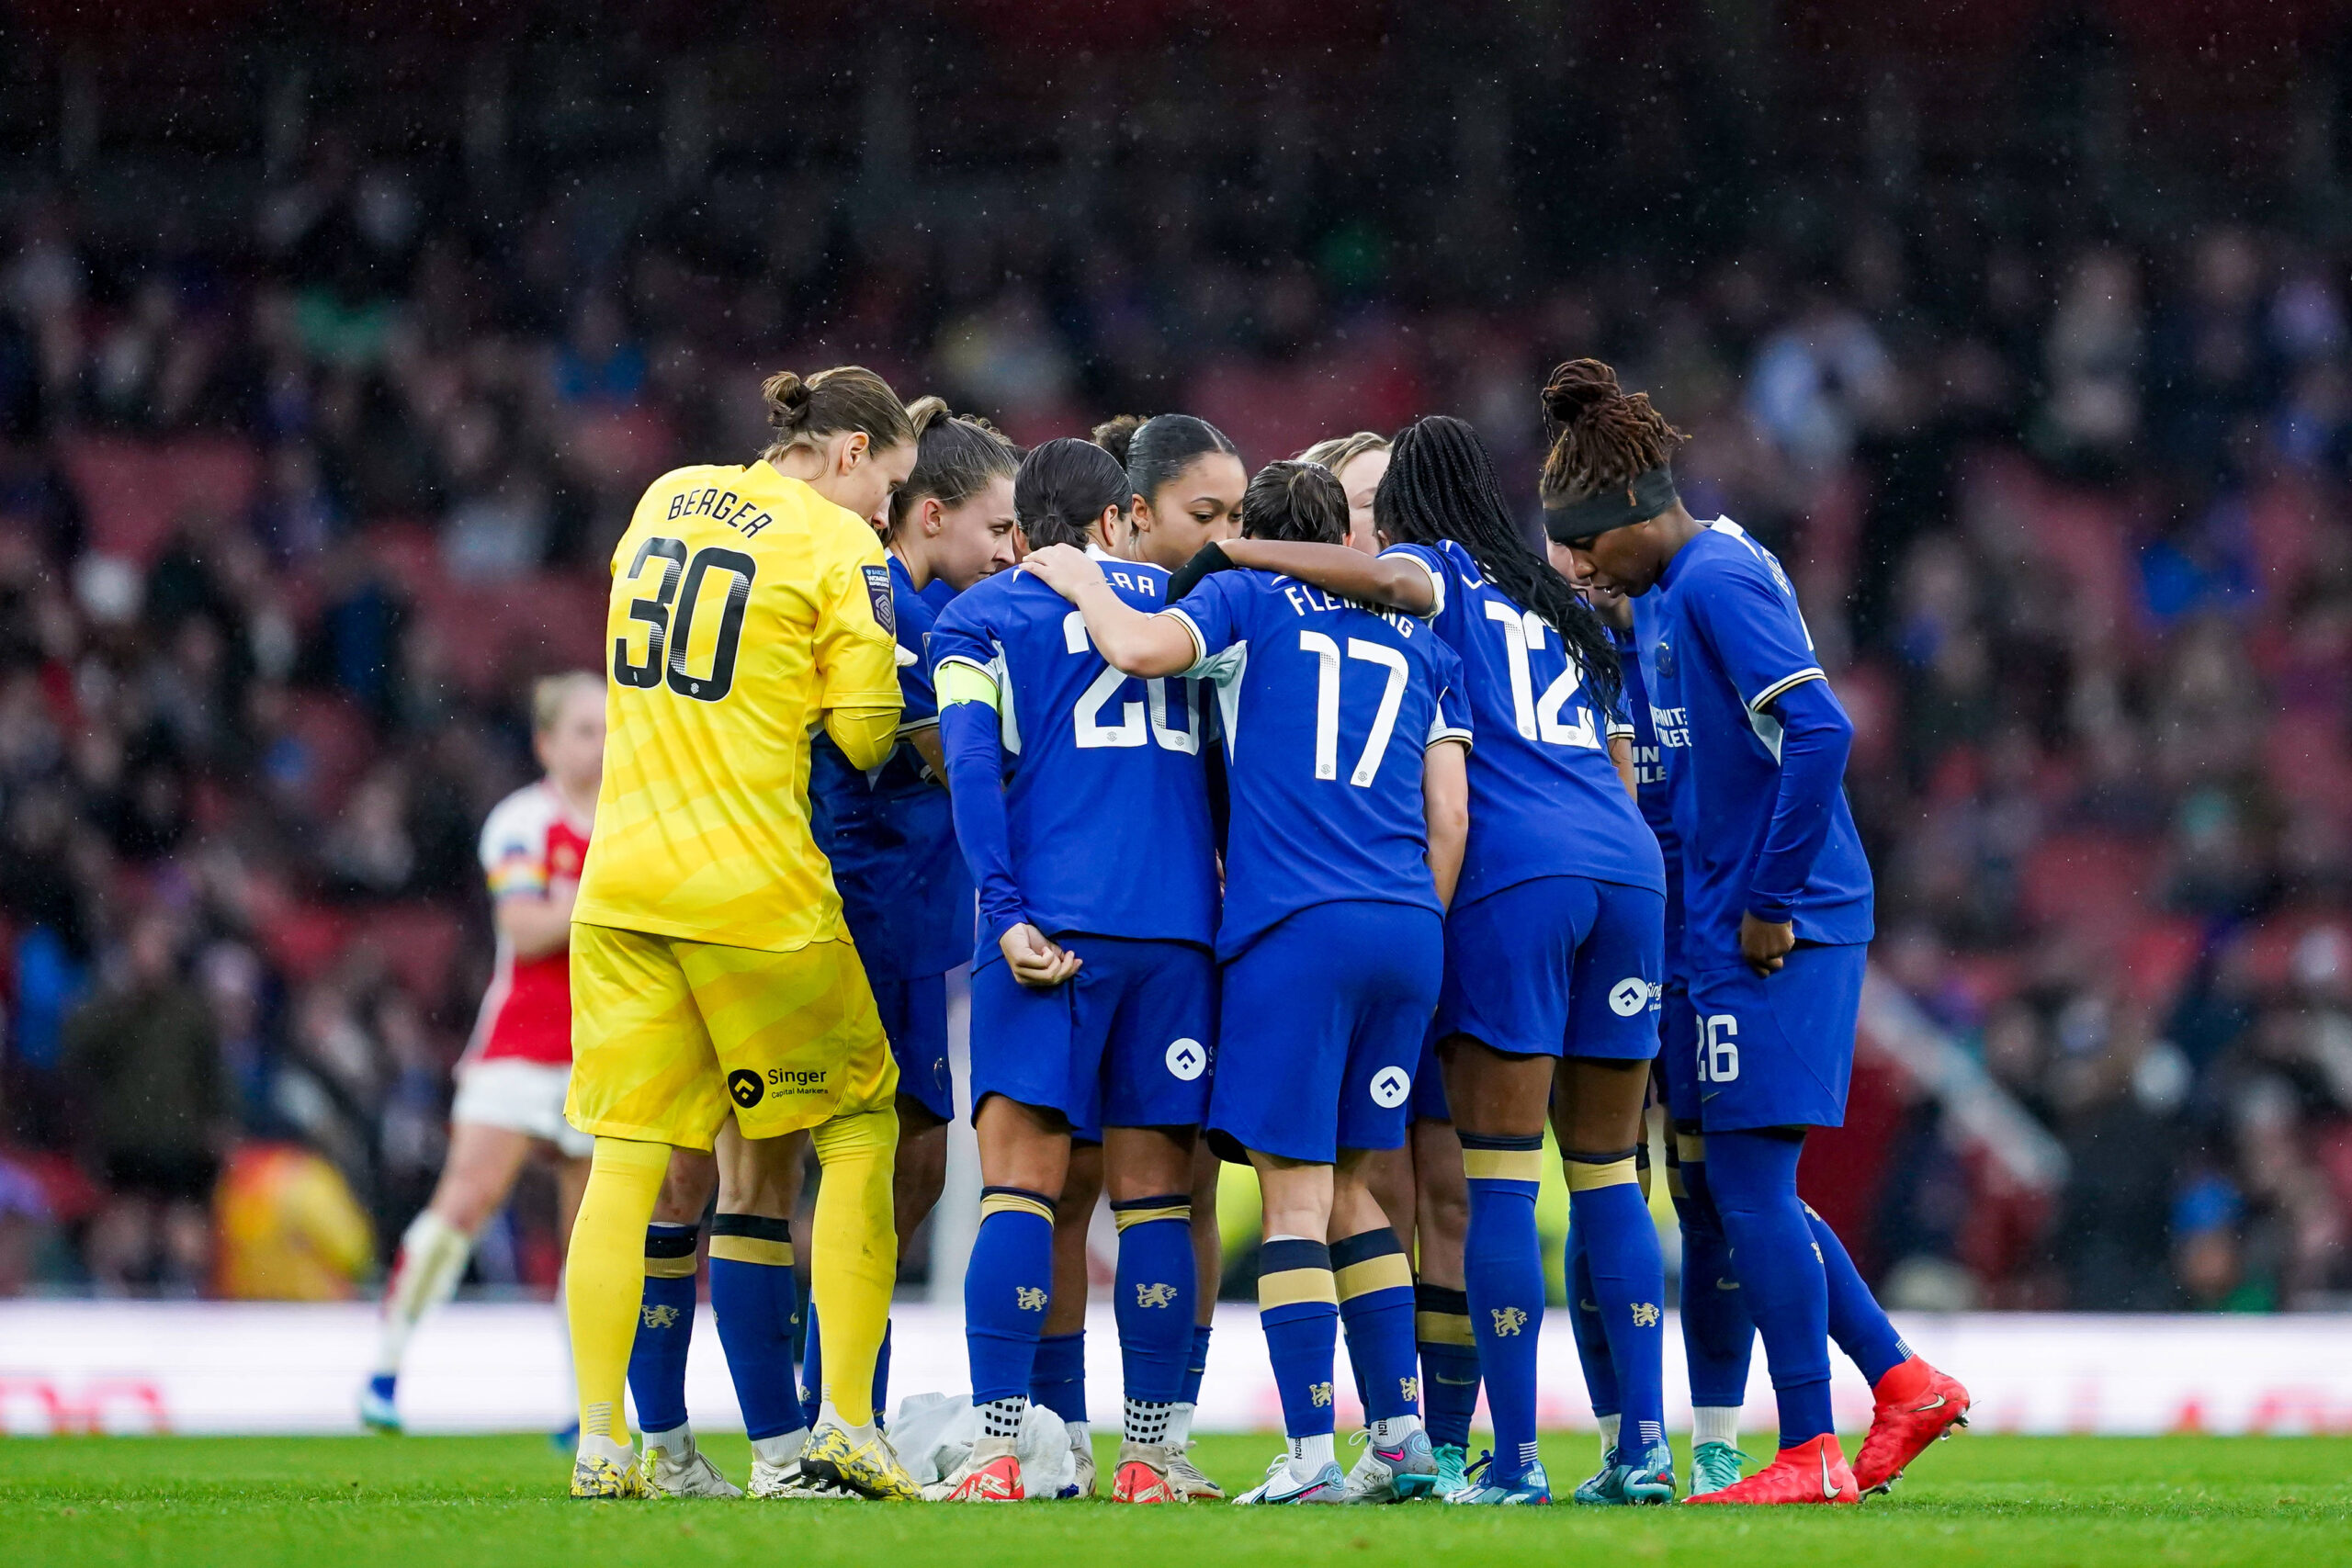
[2,2,2350,1313]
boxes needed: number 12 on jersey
[1483,600,1599,748]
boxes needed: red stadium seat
[59,435,260,566]
[346,903,466,1010]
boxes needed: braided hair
[1013,438,1128,552]
[1536,358,1687,510]
[1374,414,1622,715]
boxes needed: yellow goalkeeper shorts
[565,922,898,1151]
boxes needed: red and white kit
[449,781,594,1156]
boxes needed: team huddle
[367,356,1972,1508]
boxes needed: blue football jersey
[1169,570,1473,961]
[1385,541,1662,907]
[808,553,973,980]
[1632,519,1873,971]
[929,559,1219,958]
[1611,624,1686,976]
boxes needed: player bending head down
[558,364,930,1502]
[1544,357,1970,1506]
[1023,459,1473,1505]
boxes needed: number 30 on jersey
[613,535,756,703]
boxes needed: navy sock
[797,1300,821,1431]
[1031,1330,1088,1425]
[1182,1321,1213,1406]
[1567,1149,1668,1458]
[1672,1138,1756,1409]
[626,1222,698,1435]
[1708,1129,1833,1450]
[707,1214,803,1441]
[967,1188,1056,1405]
[1111,1195,1194,1404]
[1413,1282,1480,1450]
[1566,1232,1620,1421]
[1332,1228,1419,1423]
[1807,1202,1908,1387]
[1256,1237,1339,1439]
[1462,1133,1545,1484]
[871,1319,893,1429]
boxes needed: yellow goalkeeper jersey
[572,459,902,953]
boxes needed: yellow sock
[565,1135,668,1443]
[808,1107,899,1427]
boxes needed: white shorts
[449,1057,594,1158]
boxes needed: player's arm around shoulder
[1023,543,1198,676]
[808,509,905,771]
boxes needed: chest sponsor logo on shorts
[1368,1066,1412,1108]
[1609,977,1654,1017]
[1165,1038,1207,1081]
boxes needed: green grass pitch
[5,1432,2346,1568]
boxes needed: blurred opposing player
[799,400,1019,1434]
[1094,412,1248,1495]
[922,440,1221,1505]
[1025,460,1470,1506]
[361,671,604,1435]
[560,366,921,1500]
[1546,357,1969,1506]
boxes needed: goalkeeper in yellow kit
[562,366,922,1499]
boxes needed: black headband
[1543,465,1678,543]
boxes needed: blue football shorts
[968,934,1216,1141]
[1432,874,1664,1061]
[873,972,955,1128]
[1685,941,1867,1133]
[1209,900,1444,1164]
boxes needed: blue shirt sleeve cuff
[1745,897,1796,924]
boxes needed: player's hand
[1001,922,1081,988]
[1739,912,1795,976]
[1020,543,1102,602]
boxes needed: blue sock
[1566,1233,1621,1423]
[967,1188,1056,1405]
[871,1319,894,1429]
[626,1222,697,1436]
[1182,1321,1213,1406]
[797,1300,821,1431]
[1672,1137,1756,1409]
[1256,1237,1339,1439]
[1413,1282,1480,1450]
[1807,1203,1909,1387]
[1461,1133,1545,1483]
[1708,1129,1833,1450]
[1111,1195,1194,1404]
[1332,1227,1419,1423]
[1567,1149,1667,1458]
[707,1214,803,1441]
[1031,1330,1088,1425]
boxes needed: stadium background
[3,0,2351,1432]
